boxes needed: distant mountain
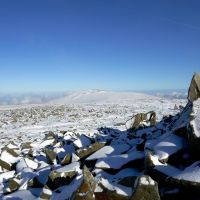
[49,90,160,105]
[0,90,187,106]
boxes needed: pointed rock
[188,72,200,102]
[131,175,160,200]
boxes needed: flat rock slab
[95,151,144,169]
[145,133,188,162]
[86,144,130,161]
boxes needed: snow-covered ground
[0,91,187,148]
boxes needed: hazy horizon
[0,89,187,106]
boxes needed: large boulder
[188,72,200,102]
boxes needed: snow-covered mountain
[49,90,160,105]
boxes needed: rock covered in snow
[72,165,96,200]
[131,175,160,200]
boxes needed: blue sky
[0,0,199,92]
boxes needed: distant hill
[0,90,187,106]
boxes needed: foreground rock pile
[0,73,200,200]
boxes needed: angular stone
[2,146,19,157]
[28,167,51,188]
[21,142,32,150]
[95,178,131,200]
[131,175,160,200]
[127,111,156,131]
[45,148,57,165]
[72,165,96,200]
[6,142,19,150]
[0,171,15,183]
[188,72,200,102]
[76,142,105,159]
[4,177,20,194]
[47,162,80,190]
[39,139,56,148]
[0,159,12,171]
[40,185,52,200]
[61,153,71,165]
[74,134,92,149]
[45,131,56,139]
[71,153,80,162]
[24,157,39,170]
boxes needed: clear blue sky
[0,0,199,92]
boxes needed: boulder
[0,147,20,171]
[76,142,105,159]
[187,72,200,102]
[61,153,71,165]
[40,185,52,200]
[95,177,131,200]
[4,177,20,194]
[74,134,92,149]
[0,159,12,171]
[72,165,96,200]
[28,167,51,188]
[0,171,15,183]
[47,162,80,190]
[45,148,57,165]
[131,175,160,200]
[21,142,32,150]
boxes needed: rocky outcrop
[188,72,200,102]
